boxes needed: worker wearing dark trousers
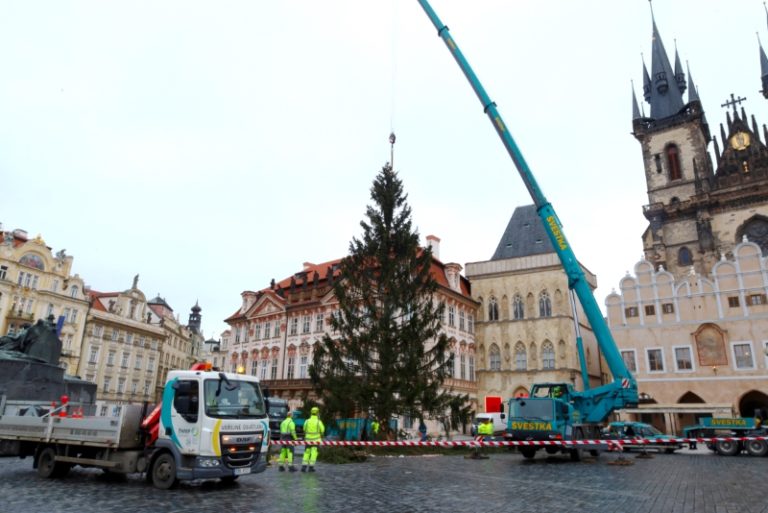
[301,407,325,472]
[472,417,493,459]
[277,411,298,472]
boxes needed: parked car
[602,421,683,453]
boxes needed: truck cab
[265,397,289,440]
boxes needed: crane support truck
[416,0,638,460]
[0,363,270,488]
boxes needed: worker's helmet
[311,406,320,415]
[553,386,563,396]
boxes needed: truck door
[168,379,201,455]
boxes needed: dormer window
[678,246,693,266]
[666,144,682,180]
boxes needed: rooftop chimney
[426,235,441,260]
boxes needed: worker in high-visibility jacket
[277,411,298,472]
[301,406,325,472]
[472,417,494,459]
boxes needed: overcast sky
[1,1,765,339]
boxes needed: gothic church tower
[632,10,768,279]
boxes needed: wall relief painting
[693,323,728,367]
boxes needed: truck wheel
[745,439,768,457]
[37,447,68,478]
[152,453,179,490]
[220,476,239,485]
[715,440,740,456]
[520,447,536,460]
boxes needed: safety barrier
[271,436,768,448]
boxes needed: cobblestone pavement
[0,449,767,513]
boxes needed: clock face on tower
[730,131,751,151]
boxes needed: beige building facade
[466,206,604,414]
[0,227,88,374]
[606,239,768,433]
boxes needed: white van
[471,412,507,436]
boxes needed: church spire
[674,41,686,95]
[646,3,686,119]
[632,82,642,121]
[759,31,768,98]
[687,61,699,103]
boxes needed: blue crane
[416,0,638,460]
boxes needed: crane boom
[416,1,637,415]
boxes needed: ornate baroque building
[607,8,768,432]
[465,205,604,412]
[80,277,203,414]
[223,236,479,436]
[0,227,88,374]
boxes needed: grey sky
[0,1,762,339]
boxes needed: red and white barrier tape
[271,436,768,447]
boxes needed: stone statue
[132,274,139,289]
[0,319,62,366]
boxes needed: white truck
[0,364,270,489]
[471,412,507,436]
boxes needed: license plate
[234,467,251,476]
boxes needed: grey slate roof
[491,205,555,261]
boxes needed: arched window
[514,342,527,371]
[489,344,501,371]
[678,246,693,266]
[513,294,524,320]
[488,296,499,321]
[539,290,552,317]
[666,144,682,180]
[541,341,555,369]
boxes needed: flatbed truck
[0,364,270,488]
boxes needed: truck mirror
[500,413,506,420]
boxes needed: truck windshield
[204,379,266,418]
[511,399,554,420]
[269,403,289,418]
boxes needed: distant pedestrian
[418,420,428,442]
[371,419,380,440]
[277,411,298,472]
[471,417,493,459]
[301,407,325,472]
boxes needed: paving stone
[0,448,764,513]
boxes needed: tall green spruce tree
[310,163,469,438]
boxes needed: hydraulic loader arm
[416,0,637,405]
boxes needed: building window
[93,325,103,337]
[662,303,674,314]
[263,321,271,339]
[300,355,308,379]
[488,297,499,321]
[103,376,111,392]
[121,352,129,368]
[666,144,682,180]
[117,378,125,394]
[489,344,501,371]
[678,246,693,266]
[315,314,324,332]
[539,291,551,318]
[70,286,79,298]
[126,333,133,344]
[621,350,637,372]
[468,315,474,334]
[446,352,455,377]
[647,348,664,372]
[135,354,143,370]
[148,357,155,372]
[460,354,466,379]
[88,347,99,364]
[513,294,524,320]
[468,356,475,381]
[131,381,138,395]
[46,303,54,317]
[111,329,119,341]
[302,315,311,334]
[286,356,295,379]
[728,296,740,308]
[625,306,639,318]
[274,323,280,338]
[254,323,262,340]
[271,358,278,380]
[290,318,298,336]
[459,310,465,331]
[251,360,258,376]
[747,294,767,306]
[674,346,693,371]
[644,305,655,316]
[0,266,7,280]
[514,342,527,371]
[107,351,115,366]
[732,342,755,370]
[541,342,555,369]
[448,306,455,327]
[144,381,151,396]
